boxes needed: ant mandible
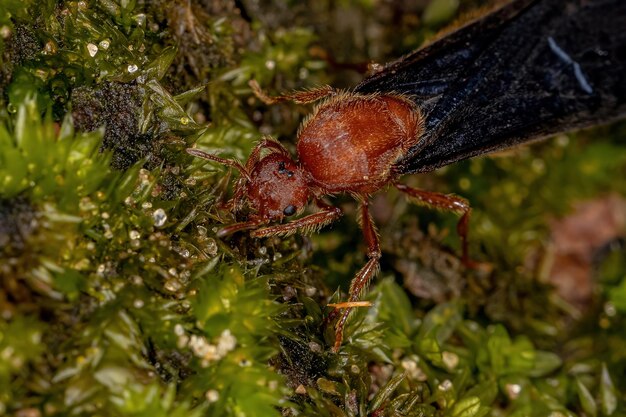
[187,80,472,352]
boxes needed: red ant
[187,80,472,352]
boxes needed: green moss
[1,0,626,416]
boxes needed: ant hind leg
[394,182,482,269]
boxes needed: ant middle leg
[330,198,381,352]
[394,183,475,267]
[249,79,335,105]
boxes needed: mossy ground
[1,1,625,416]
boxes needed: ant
[187,80,473,352]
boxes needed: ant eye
[283,205,296,216]
[278,161,294,178]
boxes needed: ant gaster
[187,80,473,352]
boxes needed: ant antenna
[186,148,252,182]
[249,79,335,105]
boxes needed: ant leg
[394,183,475,267]
[251,200,342,238]
[331,198,381,352]
[249,79,335,105]
[217,217,267,238]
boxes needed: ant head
[245,153,311,221]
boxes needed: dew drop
[442,351,459,369]
[129,230,140,240]
[0,26,11,39]
[180,116,190,125]
[134,13,146,26]
[206,390,219,403]
[86,43,98,57]
[204,238,218,256]
[153,208,167,227]
[133,299,144,309]
[265,60,276,70]
[99,39,110,50]
[604,302,617,317]
[505,383,522,399]
[164,279,181,292]
[127,64,138,73]
[438,380,453,391]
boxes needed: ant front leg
[251,199,342,238]
[216,217,268,238]
[394,183,475,268]
[330,198,381,353]
[249,79,335,105]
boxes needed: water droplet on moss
[438,379,453,391]
[86,43,98,57]
[153,208,167,227]
[135,14,146,26]
[127,64,138,73]
[204,238,217,256]
[129,230,140,240]
[206,390,219,402]
[505,383,522,399]
[442,351,459,369]
[99,39,110,50]
[164,279,181,292]
[0,26,11,39]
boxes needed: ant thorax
[297,93,423,194]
